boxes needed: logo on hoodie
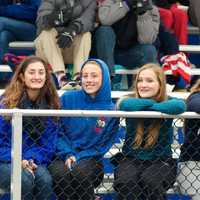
[95,117,106,134]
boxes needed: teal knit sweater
[118,97,186,160]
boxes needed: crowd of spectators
[0,0,200,200]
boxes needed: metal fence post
[11,110,22,200]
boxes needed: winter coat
[36,0,96,35]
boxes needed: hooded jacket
[57,59,121,162]
[0,93,59,165]
[98,0,160,46]
[180,92,200,161]
[0,0,41,24]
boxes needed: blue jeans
[0,17,36,63]
[0,163,53,200]
[94,26,158,75]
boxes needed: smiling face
[23,61,46,91]
[137,68,160,99]
[81,63,102,98]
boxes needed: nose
[85,75,93,82]
[140,81,148,87]
[34,72,41,79]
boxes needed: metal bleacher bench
[0,89,190,99]
[8,41,200,53]
[114,65,200,75]
[0,65,12,73]
[9,41,35,49]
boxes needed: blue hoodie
[57,59,121,162]
[0,0,41,24]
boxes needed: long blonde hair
[1,56,60,109]
[133,63,167,148]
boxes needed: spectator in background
[114,63,186,200]
[177,79,200,200]
[0,0,41,64]
[153,0,188,45]
[93,0,159,86]
[35,0,96,89]
[155,22,179,58]
[49,59,122,200]
[187,0,200,41]
[171,0,200,39]
[0,56,60,200]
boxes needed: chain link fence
[0,110,199,200]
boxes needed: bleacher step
[0,65,12,73]
[179,45,200,53]
[9,41,35,49]
[115,65,200,75]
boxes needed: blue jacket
[0,99,59,165]
[180,92,200,161]
[118,97,186,160]
[57,59,121,162]
[0,0,41,23]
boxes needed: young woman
[0,56,60,200]
[49,59,122,200]
[177,79,200,200]
[114,63,186,200]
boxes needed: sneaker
[55,71,69,88]
[60,80,81,90]
[60,72,81,90]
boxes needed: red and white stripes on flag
[161,52,191,84]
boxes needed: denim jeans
[0,17,36,63]
[94,26,158,75]
[0,163,53,200]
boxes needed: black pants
[48,157,104,200]
[114,158,177,200]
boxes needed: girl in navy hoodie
[177,79,200,200]
[0,56,60,200]
[114,63,186,200]
[49,59,121,200]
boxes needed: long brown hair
[133,63,167,148]
[1,56,60,109]
[190,79,200,94]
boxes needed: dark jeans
[114,158,177,200]
[93,26,158,75]
[0,163,53,200]
[0,17,36,63]
[154,23,179,58]
[49,158,104,200]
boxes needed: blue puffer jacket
[0,0,41,23]
[0,102,59,165]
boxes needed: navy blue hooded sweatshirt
[180,92,200,161]
[57,59,121,162]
